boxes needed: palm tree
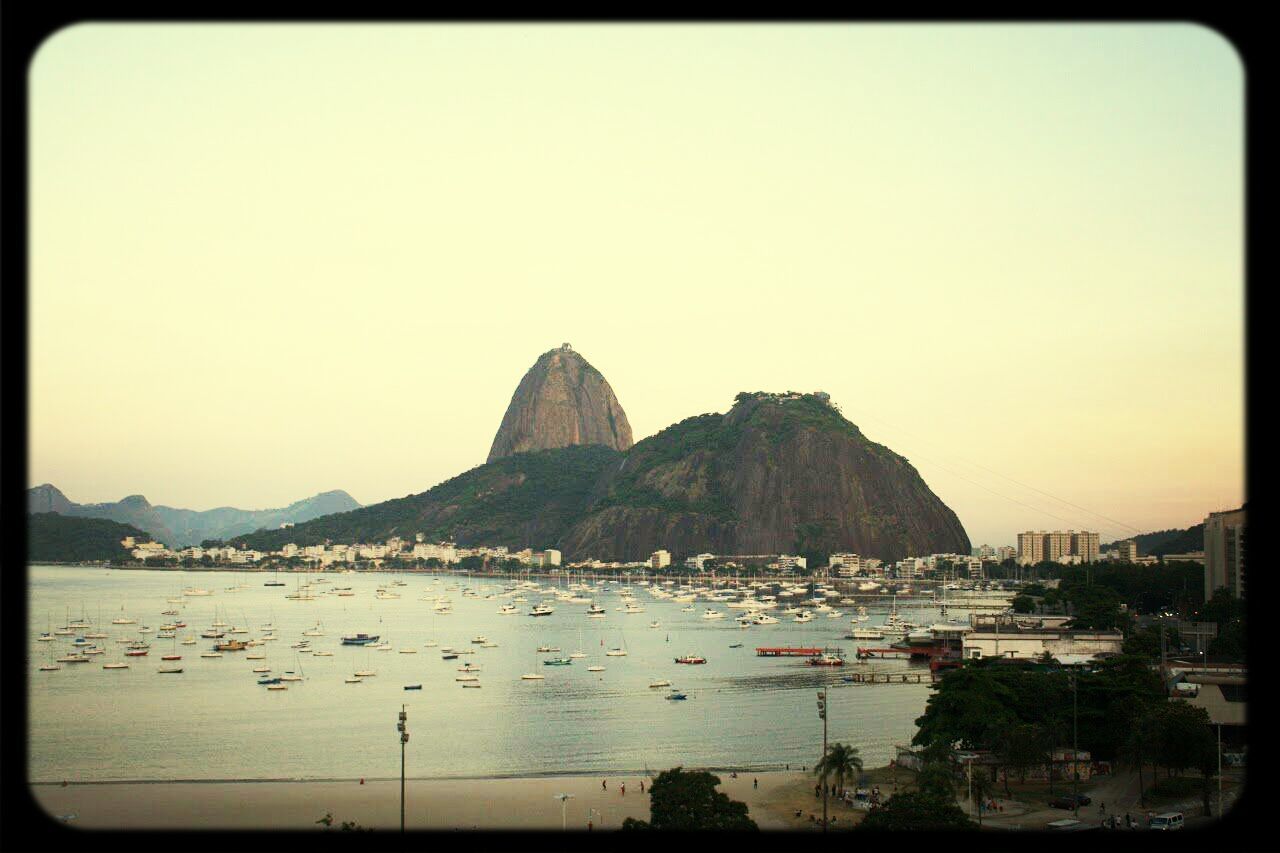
[814,742,863,799]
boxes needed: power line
[841,403,1143,536]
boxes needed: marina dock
[755,646,822,657]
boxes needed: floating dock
[756,647,823,657]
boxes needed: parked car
[1048,794,1093,809]
[1148,812,1184,831]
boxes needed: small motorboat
[674,655,707,665]
[158,667,183,674]
[665,691,688,701]
[404,684,423,690]
[586,665,605,672]
[649,679,672,688]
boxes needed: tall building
[1071,531,1100,563]
[1017,532,1045,565]
[1116,540,1138,562]
[1018,530,1100,565]
[997,545,1017,563]
[650,549,671,569]
[1204,507,1247,600]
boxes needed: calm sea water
[28,566,953,783]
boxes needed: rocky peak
[487,346,634,463]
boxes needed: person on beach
[621,783,625,796]
[754,778,758,789]
[640,780,644,793]
[602,779,607,791]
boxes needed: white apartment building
[829,553,861,578]
[413,542,459,564]
[685,553,716,571]
[544,549,562,567]
[896,557,926,579]
[650,549,672,569]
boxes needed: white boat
[794,611,814,623]
[701,609,725,620]
[752,614,779,625]
[648,679,672,688]
[586,665,605,672]
[649,621,661,629]
[498,604,518,615]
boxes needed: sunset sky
[29,24,1243,547]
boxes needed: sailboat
[279,652,304,682]
[520,648,544,680]
[353,649,375,678]
[264,564,286,586]
[605,629,628,657]
[38,640,60,671]
[423,610,439,648]
[569,628,587,659]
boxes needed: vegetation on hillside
[1104,524,1204,557]
[28,513,150,562]
[232,445,622,551]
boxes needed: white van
[1149,812,1184,831]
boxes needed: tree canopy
[856,792,976,831]
[621,767,757,831]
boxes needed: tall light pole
[1217,723,1222,819]
[817,689,828,833]
[1071,671,1079,819]
[398,705,409,832]
[554,793,574,830]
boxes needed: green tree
[1010,595,1036,614]
[1066,585,1123,630]
[1153,701,1215,779]
[913,665,1019,752]
[914,762,957,801]
[814,742,863,796]
[856,792,976,831]
[997,724,1049,795]
[620,767,757,831]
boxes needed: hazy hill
[1105,524,1205,557]
[26,484,360,548]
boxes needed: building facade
[1204,506,1247,600]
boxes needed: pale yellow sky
[29,24,1244,546]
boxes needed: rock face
[558,392,971,563]
[487,344,633,463]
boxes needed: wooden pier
[756,646,823,657]
[843,671,931,684]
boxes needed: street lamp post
[1071,672,1079,820]
[554,793,574,831]
[1217,723,1223,818]
[816,690,829,832]
[398,705,409,833]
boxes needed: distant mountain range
[26,484,360,548]
[1104,523,1205,557]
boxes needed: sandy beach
[30,770,812,831]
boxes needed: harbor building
[962,613,1123,662]
[1204,506,1247,600]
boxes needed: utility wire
[840,403,1143,537]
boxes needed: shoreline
[28,769,834,830]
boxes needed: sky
[28,23,1244,547]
